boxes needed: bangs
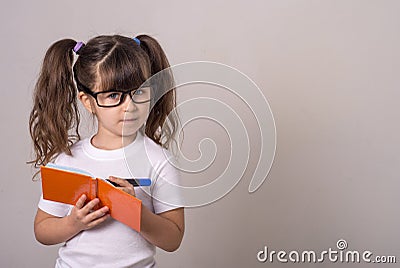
[96,45,150,92]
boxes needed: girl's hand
[67,194,110,232]
[108,176,136,197]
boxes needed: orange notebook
[40,163,142,232]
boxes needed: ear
[78,91,95,114]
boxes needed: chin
[121,129,139,137]
[121,124,141,137]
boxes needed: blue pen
[106,178,151,187]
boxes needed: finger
[75,194,87,209]
[86,206,109,222]
[81,198,100,214]
[119,187,136,196]
[86,214,110,229]
[108,176,131,187]
[109,176,136,195]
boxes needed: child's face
[79,89,150,142]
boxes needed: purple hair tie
[73,41,85,54]
[133,37,140,46]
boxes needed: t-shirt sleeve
[38,194,73,217]
[151,153,185,214]
[37,154,73,217]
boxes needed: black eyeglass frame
[76,80,152,108]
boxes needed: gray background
[1,0,399,267]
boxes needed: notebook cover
[40,165,96,204]
[97,179,142,232]
[41,165,142,232]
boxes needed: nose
[122,93,137,112]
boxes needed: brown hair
[28,35,178,176]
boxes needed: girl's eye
[134,89,143,95]
[107,92,121,99]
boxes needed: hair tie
[133,37,141,46]
[73,41,85,54]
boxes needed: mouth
[121,118,138,123]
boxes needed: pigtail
[136,35,178,149]
[28,39,81,176]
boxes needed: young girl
[29,34,184,267]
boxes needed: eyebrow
[95,87,150,94]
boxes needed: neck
[91,131,138,150]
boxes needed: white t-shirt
[38,131,184,268]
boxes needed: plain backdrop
[1,0,399,267]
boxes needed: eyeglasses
[77,82,152,108]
